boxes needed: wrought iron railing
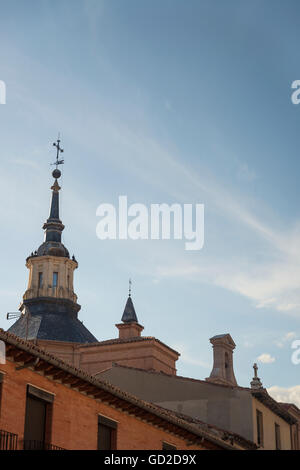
[23,440,65,450]
[0,429,18,450]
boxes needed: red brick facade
[0,361,203,450]
[0,330,234,450]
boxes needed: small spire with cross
[250,362,263,389]
[121,278,138,323]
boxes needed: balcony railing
[22,440,65,450]
[0,429,18,450]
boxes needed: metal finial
[51,135,64,177]
[129,278,132,297]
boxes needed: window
[275,423,281,450]
[98,415,117,450]
[23,385,54,450]
[256,410,264,447]
[38,272,43,289]
[52,272,58,289]
[162,441,177,450]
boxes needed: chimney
[206,334,237,386]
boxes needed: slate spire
[33,139,69,258]
[43,174,64,243]
[121,279,138,323]
[43,137,65,243]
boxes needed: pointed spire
[46,135,64,225]
[250,363,263,389]
[121,279,138,323]
[33,138,69,258]
[43,167,64,243]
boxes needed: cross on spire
[52,135,64,170]
[250,362,263,389]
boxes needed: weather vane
[51,135,64,170]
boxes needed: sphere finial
[52,168,61,179]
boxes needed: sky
[0,0,299,406]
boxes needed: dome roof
[37,241,69,258]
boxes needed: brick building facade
[0,329,255,450]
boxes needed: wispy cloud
[257,353,275,364]
[156,252,300,317]
[171,343,210,369]
[275,332,297,348]
[268,385,300,408]
[110,130,300,317]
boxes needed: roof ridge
[76,336,180,355]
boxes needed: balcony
[22,440,66,450]
[0,429,18,450]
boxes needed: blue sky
[0,0,300,404]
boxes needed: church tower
[7,138,179,374]
[8,139,97,344]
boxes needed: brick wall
[0,360,207,450]
[35,335,179,377]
